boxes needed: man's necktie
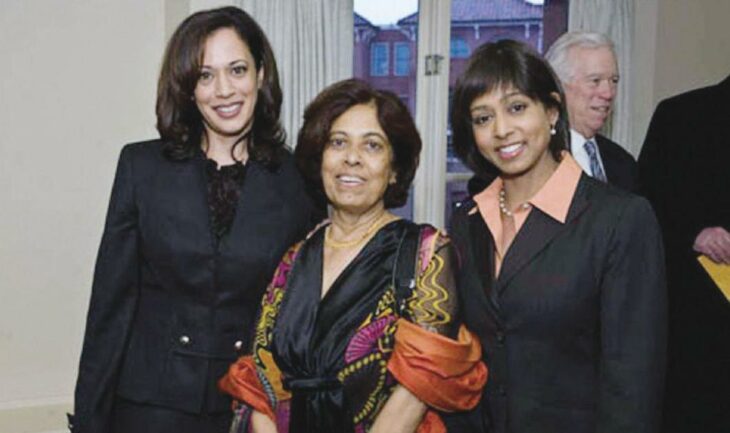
[583,139,607,182]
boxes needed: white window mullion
[446,172,472,183]
[413,0,451,227]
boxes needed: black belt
[283,376,341,392]
[284,376,350,433]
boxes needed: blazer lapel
[187,153,216,253]
[496,176,591,293]
[218,161,273,252]
[467,212,501,317]
[496,210,562,293]
[595,135,617,185]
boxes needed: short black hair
[451,39,570,178]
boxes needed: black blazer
[594,134,639,193]
[446,175,666,433]
[639,76,730,433]
[72,140,317,432]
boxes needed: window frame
[370,42,390,76]
[394,42,411,76]
[354,0,568,227]
[449,37,470,58]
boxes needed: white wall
[653,0,730,102]
[0,1,168,431]
[191,0,234,11]
[632,0,730,149]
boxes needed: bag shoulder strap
[391,223,422,317]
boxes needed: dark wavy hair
[451,39,570,178]
[156,6,285,167]
[295,79,421,209]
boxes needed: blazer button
[496,331,505,345]
[234,340,243,351]
[179,335,191,346]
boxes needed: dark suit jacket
[638,75,730,433]
[446,175,666,433]
[466,135,638,197]
[71,140,318,432]
[594,134,639,193]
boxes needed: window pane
[394,42,411,76]
[450,37,470,58]
[354,0,418,219]
[370,42,389,76]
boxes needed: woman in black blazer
[70,7,319,433]
[444,40,666,433]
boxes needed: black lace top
[205,159,247,244]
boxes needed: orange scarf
[388,319,488,433]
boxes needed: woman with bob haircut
[219,79,487,433]
[70,7,318,433]
[445,40,666,433]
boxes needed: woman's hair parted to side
[156,6,285,166]
[451,39,571,178]
[295,79,421,209]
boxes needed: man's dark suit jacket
[639,75,730,433]
[71,140,317,432]
[594,133,639,193]
[466,134,638,196]
[445,175,666,433]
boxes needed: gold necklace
[325,213,391,249]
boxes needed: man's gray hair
[545,31,615,83]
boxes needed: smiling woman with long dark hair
[69,7,318,433]
[445,40,667,433]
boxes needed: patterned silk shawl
[248,220,458,433]
[276,219,408,432]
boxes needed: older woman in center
[219,79,487,433]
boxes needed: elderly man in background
[545,31,638,192]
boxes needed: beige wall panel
[0,0,167,430]
[632,0,730,149]
[654,0,730,102]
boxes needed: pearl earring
[550,125,556,136]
